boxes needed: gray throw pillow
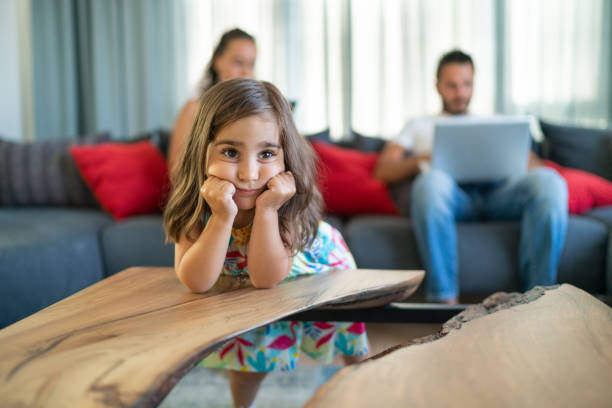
[0,132,110,207]
[539,120,612,181]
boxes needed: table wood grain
[306,284,612,407]
[0,267,423,408]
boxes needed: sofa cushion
[303,128,331,143]
[457,218,607,295]
[343,215,607,296]
[0,133,110,207]
[540,120,612,181]
[100,215,174,276]
[70,141,170,220]
[345,216,422,270]
[584,206,612,227]
[126,128,171,158]
[0,208,112,328]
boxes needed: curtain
[501,0,611,128]
[177,0,346,136]
[350,0,496,138]
[348,0,610,137]
[29,0,611,141]
[31,0,185,140]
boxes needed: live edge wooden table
[0,266,423,408]
[307,284,612,407]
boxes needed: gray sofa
[1,121,611,328]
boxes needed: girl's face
[213,39,257,82]
[206,114,285,212]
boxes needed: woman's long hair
[197,28,256,96]
[164,78,322,253]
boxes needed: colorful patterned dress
[200,221,369,372]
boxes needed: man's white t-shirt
[393,113,543,155]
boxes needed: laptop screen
[431,116,531,183]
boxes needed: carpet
[159,365,341,408]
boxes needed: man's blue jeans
[410,167,568,301]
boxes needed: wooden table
[0,266,423,408]
[307,284,612,407]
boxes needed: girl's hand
[256,171,296,211]
[200,176,238,221]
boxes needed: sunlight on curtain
[178,0,610,139]
[350,0,495,138]
[505,0,608,127]
[28,0,610,141]
[180,0,336,136]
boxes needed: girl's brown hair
[164,78,322,253]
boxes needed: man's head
[436,50,474,115]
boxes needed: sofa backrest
[540,120,612,181]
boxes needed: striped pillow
[0,133,110,206]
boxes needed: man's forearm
[374,155,425,183]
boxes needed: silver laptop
[431,116,531,183]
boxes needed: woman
[168,28,256,171]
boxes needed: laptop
[431,115,531,183]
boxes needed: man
[374,50,568,304]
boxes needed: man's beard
[443,98,470,115]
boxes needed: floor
[159,322,441,408]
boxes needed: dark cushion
[0,207,112,328]
[322,215,346,236]
[351,130,386,152]
[100,215,174,276]
[303,129,331,143]
[126,128,171,158]
[332,131,386,152]
[584,205,612,227]
[343,215,607,296]
[540,120,612,181]
[345,216,422,270]
[0,133,110,207]
[303,129,385,152]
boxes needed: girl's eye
[221,148,238,159]
[259,150,276,159]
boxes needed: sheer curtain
[502,0,611,127]
[29,0,611,140]
[350,0,496,138]
[178,0,610,139]
[178,0,346,136]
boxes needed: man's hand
[256,171,296,211]
[200,176,238,220]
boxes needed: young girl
[164,78,369,408]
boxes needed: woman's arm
[168,100,199,175]
[373,142,429,183]
[174,177,238,293]
[247,172,295,288]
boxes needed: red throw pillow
[70,141,170,220]
[543,160,612,214]
[311,141,399,215]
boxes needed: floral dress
[200,221,369,372]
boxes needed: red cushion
[311,141,398,215]
[542,160,612,214]
[70,141,170,220]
